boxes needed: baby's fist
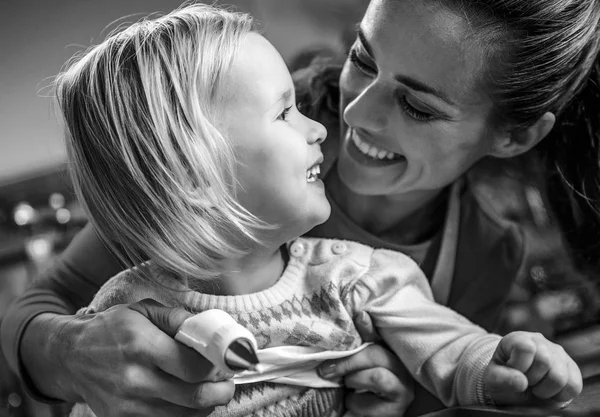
[484,331,582,408]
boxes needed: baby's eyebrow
[272,88,293,107]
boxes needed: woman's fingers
[344,367,413,402]
[129,299,227,383]
[344,390,412,417]
[147,330,217,383]
[70,302,235,417]
[319,347,414,417]
[318,344,406,381]
[80,399,213,417]
[128,298,192,337]
[353,311,380,343]
[123,367,235,409]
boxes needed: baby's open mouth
[306,163,321,182]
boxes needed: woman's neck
[327,169,449,245]
[199,245,287,296]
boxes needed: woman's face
[338,0,499,197]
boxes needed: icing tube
[175,309,261,375]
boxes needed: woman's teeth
[307,164,321,182]
[351,130,399,160]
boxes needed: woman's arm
[1,223,123,400]
[1,224,234,417]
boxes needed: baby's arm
[346,248,582,407]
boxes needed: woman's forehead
[362,0,488,107]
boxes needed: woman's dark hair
[439,0,600,273]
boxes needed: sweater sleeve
[345,248,501,407]
[0,223,124,400]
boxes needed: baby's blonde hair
[56,3,269,282]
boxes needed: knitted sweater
[70,237,501,417]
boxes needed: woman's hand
[22,299,234,417]
[317,312,414,417]
[484,331,583,409]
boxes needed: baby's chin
[309,202,332,229]
[280,211,332,243]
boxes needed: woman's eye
[349,48,376,76]
[399,96,434,122]
[278,105,292,121]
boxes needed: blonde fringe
[55,3,274,283]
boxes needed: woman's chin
[337,144,409,196]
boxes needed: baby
[55,4,582,417]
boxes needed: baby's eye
[349,48,376,77]
[278,106,292,121]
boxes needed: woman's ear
[488,112,556,158]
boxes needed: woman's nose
[343,82,391,132]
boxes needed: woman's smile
[347,128,404,163]
[342,127,409,174]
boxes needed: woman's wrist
[20,312,83,402]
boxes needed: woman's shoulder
[450,160,537,330]
[464,158,536,229]
[460,158,536,278]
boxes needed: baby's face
[221,33,331,245]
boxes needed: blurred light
[13,202,35,226]
[8,392,22,408]
[530,265,547,286]
[25,236,53,260]
[536,291,583,320]
[506,304,530,325]
[49,192,66,210]
[56,207,71,224]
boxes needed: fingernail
[319,363,337,379]
[559,399,573,409]
[357,312,369,326]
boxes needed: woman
[3,0,599,416]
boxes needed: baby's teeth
[307,165,321,182]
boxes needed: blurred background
[0,1,599,416]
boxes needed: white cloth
[234,343,371,387]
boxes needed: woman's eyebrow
[357,25,457,108]
[394,74,457,107]
[356,25,375,58]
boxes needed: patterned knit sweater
[70,237,501,417]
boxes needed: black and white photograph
[1,1,600,416]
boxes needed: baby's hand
[484,331,582,408]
